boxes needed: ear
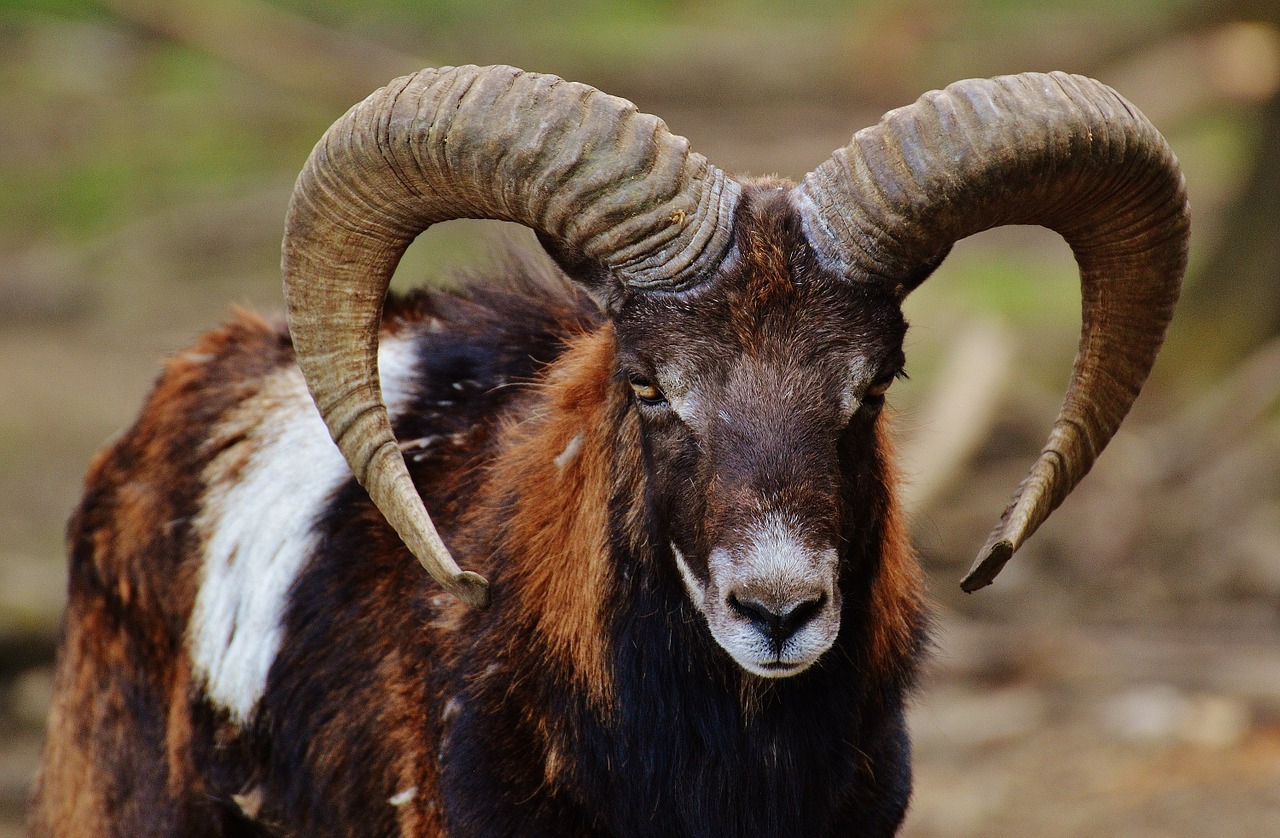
[536,231,621,313]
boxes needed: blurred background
[2,0,1279,834]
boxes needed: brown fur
[488,325,633,711]
[34,311,294,835]
[866,422,926,690]
[37,184,930,837]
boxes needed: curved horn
[798,72,1189,592]
[282,65,739,608]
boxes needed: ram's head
[281,67,1188,680]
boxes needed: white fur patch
[743,512,819,584]
[188,335,422,723]
[672,542,705,608]
[553,432,584,471]
[702,513,841,678]
[389,786,418,807]
[658,364,699,424]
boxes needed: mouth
[743,657,813,679]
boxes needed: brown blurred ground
[2,1,1279,835]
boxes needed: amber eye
[865,378,893,399]
[628,374,667,407]
[865,369,905,401]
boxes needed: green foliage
[0,0,100,21]
[0,21,317,242]
[0,0,1249,303]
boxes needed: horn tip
[960,539,1014,593]
[451,571,492,609]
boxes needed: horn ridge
[283,64,738,607]
[798,71,1189,590]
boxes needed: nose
[727,590,828,648]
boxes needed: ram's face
[611,189,907,678]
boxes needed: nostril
[727,592,827,645]
[780,594,826,638]
[727,593,777,630]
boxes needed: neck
[442,326,926,835]
[476,324,638,711]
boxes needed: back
[32,260,598,836]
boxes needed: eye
[628,373,668,407]
[864,369,907,401]
[865,379,893,399]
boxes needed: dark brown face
[610,185,908,677]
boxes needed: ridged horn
[282,65,739,608]
[798,72,1189,591]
